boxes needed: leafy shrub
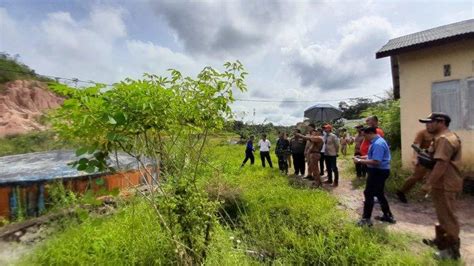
[49,61,248,264]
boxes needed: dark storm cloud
[151,0,297,56]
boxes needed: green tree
[51,61,247,264]
[339,98,375,119]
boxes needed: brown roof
[376,19,474,59]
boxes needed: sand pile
[0,80,63,137]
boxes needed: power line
[0,66,388,103]
[0,67,115,86]
[234,93,386,103]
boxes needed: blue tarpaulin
[0,150,138,185]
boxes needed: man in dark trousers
[290,129,306,176]
[275,132,290,174]
[323,124,340,186]
[354,127,395,227]
[418,113,462,260]
[240,136,255,168]
[258,134,273,168]
[353,125,366,178]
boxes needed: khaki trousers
[431,188,460,241]
[308,153,321,182]
[400,164,429,193]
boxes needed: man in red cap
[323,124,340,186]
[418,112,462,260]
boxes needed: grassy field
[20,136,436,265]
[0,131,74,157]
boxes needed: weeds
[0,131,73,157]
[21,141,437,265]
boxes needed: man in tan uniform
[419,112,463,260]
[298,129,323,186]
[396,129,434,203]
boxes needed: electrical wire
[0,66,388,103]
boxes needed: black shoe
[374,215,396,224]
[357,218,373,227]
[396,191,408,203]
[422,238,437,247]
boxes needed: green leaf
[108,116,117,125]
[75,147,88,157]
[114,112,126,125]
[88,143,98,154]
[95,178,105,186]
[78,158,89,165]
[77,163,88,171]
[85,165,96,173]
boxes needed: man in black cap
[418,112,463,260]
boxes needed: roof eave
[375,32,474,59]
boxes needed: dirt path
[329,170,474,264]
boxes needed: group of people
[241,123,343,187]
[240,111,463,260]
[356,112,463,260]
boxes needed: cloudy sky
[0,0,472,125]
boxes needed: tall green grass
[209,143,433,265]
[21,139,435,265]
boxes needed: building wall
[398,38,474,171]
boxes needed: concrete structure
[376,19,474,171]
[0,150,148,220]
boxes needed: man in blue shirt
[353,127,395,226]
[240,136,255,168]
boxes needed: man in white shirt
[258,134,273,168]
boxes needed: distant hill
[0,53,53,84]
[0,53,63,137]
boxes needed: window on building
[443,64,451,77]
[432,79,474,130]
[466,79,474,130]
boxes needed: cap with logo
[418,112,451,124]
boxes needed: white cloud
[0,5,198,85]
[2,1,470,126]
[125,40,199,76]
[283,16,397,91]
